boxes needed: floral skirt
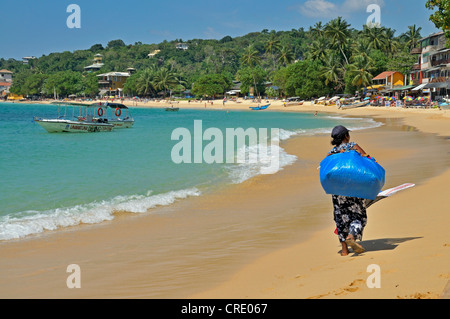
[332,195,367,243]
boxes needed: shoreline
[0,101,448,299]
[6,98,449,137]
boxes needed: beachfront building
[372,71,405,89]
[366,71,417,100]
[0,69,13,97]
[0,69,13,83]
[410,31,450,99]
[97,72,130,97]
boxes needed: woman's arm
[352,144,368,157]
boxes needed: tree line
[2,18,424,100]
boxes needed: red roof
[0,82,12,86]
[0,69,12,73]
[372,71,400,80]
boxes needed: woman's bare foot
[345,235,365,254]
[341,242,349,256]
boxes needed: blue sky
[1,0,439,60]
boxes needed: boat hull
[108,119,134,128]
[340,101,370,109]
[35,119,114,133]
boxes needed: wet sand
[0,103,449,299]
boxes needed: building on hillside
[127,67,136,75]
[22,56,36,64]
[97,72,130,97]
[93,54,103,64]
[409,31,450,99]
[176,43,189,50]
[84,54,104,72]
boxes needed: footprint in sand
[308,279,365,298]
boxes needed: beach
[0,100,449,299]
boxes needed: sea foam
[0,188,201,240]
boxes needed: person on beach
[327,125,369,256]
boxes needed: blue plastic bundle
[320,150,385,200]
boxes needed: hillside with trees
[1,17,422,100]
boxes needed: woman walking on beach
[327,125,368,256]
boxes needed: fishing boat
[93,102,134,128]
[249,104,270,110]
[339,100,370,110]
[285,97,304,106]
[34,102,114,133]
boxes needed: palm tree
[241,45,262,97]
[309,22,325,39]
[401,25,422,50]
[241,45,261,68]
[153,67,179,98]
[307,37,328,62]
[361,25,387,51]
[352,39,371,59]
[136,67,157,96]
[265,34,281,70]
[278,46,294,66]
[324,17,351,66]
[383,27,399,57]
[346,55,376,89]
[320,53,345,90]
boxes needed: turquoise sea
[0,102,381,240]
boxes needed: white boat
[339,100,370,110]
[93,102,134,128]
[34,102,114,133]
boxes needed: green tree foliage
[43,71,83,97]
[426,0,450,41]
[400,25,422,50]
[236,67,267,97]
[2,18,426,100]
[192,73,232,98]
[273,60,331,99]
[107,39,126,50]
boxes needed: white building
[0,69,13,83]
[176,43,189,50]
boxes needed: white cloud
[299,0,338,18]
[298,0,385,18]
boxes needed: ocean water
[0,102,381,240]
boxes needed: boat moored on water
[92,102,135,128]
[34,102,114,133]
[249,103,270,110]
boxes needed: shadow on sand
[339,237,422,256]
[362,237,422,253]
